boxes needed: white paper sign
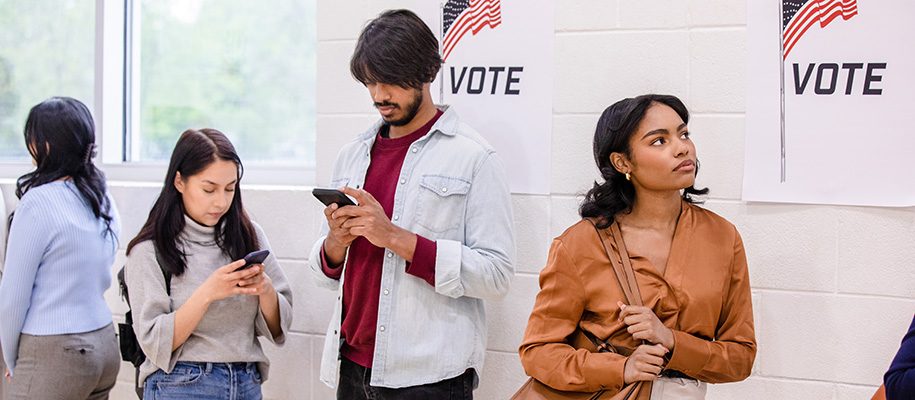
[411,1,554,195]
[745,0,915,206]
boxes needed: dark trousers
[337,356,474,400]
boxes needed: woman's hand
[623,344,668,383]
[198,260,261,303]
[619,301,675,349]
[237,265,276,299]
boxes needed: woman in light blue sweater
[0,97,121,399]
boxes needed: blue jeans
[337,356,474,400]
[144,362,262,400]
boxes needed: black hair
[127,129,258,277]
[350,9,442,89]
[580,94,709,229]
[14,97,113,235]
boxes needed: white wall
[2,1,914,399]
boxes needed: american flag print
[782,0,858,59]
[442,0,502,62]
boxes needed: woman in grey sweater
[124,129,293,400]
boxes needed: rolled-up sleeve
[519,239,628,392]
[665,231,756,382]
[434,152,515,301]
[125,242,180,373]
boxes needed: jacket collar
[357,105,458,148]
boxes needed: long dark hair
[14,97,113,234]
[126,129,258,276]
[350,9,442,89]
[580,94,708,229]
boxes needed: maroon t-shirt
[322,110,443,368]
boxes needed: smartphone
[234,249,270,272]
[312,188,357,207]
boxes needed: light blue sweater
[0,180,120,373]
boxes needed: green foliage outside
[138,0,316,166]
[0,0,95,160]
[0,0,316,166]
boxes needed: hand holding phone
[313,188,357,207]
[234,249,270,272]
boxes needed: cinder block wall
[1,1,913,399]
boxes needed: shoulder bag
[511,219,646,400]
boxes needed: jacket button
[383,289,389,295]
[400,179,406,184]
[441,187,448,193]
[393,215,399,221]
[411,148,418,153]
[387,252,393,258]
[379,326,385,332]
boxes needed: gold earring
[625,172,631,181]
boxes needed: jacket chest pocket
[413,175,471,234]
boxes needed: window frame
[0,0,315,187]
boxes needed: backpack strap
[153,248,172,296]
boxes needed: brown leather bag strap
[609,220,644,307]
[589,219,644,307]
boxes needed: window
[130,0,316,166]
[0,0,95,160]
[0,0,316,184]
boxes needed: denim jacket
[309,105,515,389]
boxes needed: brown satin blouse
[519,201,756,395]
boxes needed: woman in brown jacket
[519,94,756,399]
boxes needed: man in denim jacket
[308,9,515,400]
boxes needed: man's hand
[322,196,359,266]
[333,187,417,262]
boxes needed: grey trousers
[6,323,120,400]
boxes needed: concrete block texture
[485,274,539,353]
[755,291,915,386]
[315,40,374,115]
[555,0,619,32]
[511,195,552,275]
[553,31,689,115]
[688,28,747,113]
[618,0,688,29]
[688,0,747,27]
[689,115,745,201]
[315,114,379,186]
[550,114,601,196]
[245,187,316,260]
[836,206,915,298]
[706,377,834,400]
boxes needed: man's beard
[376,89,424,127]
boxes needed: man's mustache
[374,101,400,108]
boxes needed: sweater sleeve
[665,230,757,382]
[251,225,293,345]
[125,241,180,373]
[0,202,50,374]
[519,239,629,392]
[885,314,915,399]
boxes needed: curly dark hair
[580,94,708,229]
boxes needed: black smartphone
[234,249,270,272]
[312,188,357,207]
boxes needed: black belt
[658,369,693,380]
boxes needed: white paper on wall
[745,0,915,206]
[410,1,554,195]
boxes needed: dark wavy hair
[350,9,442,89]
[580,94,708,229]
[14,97,113,235]
[126,129,258,276]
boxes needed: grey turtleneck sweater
[125,216,293,388]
